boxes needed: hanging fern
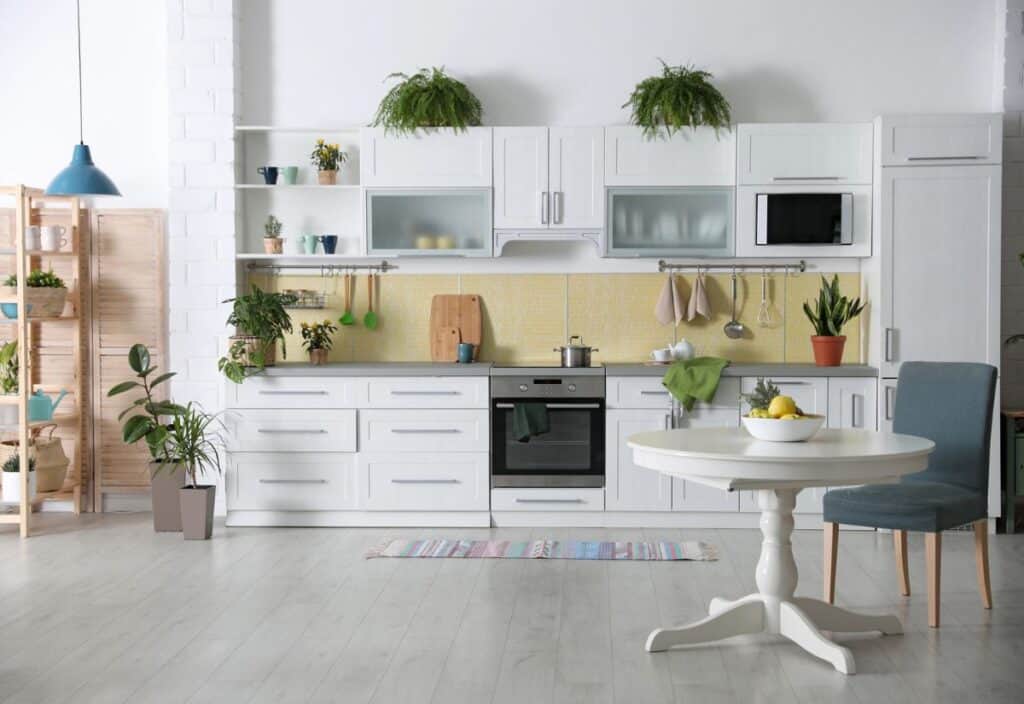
[372,67,483,136]
[623,60,732,139]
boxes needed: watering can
[28,389,69,422]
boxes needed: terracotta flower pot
[317,170,338,185]
[309,348,328,365]
[811,335,846,367]
[179,485,216,540]
[263,237,283,254]
[150,461,186,532]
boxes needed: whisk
[757,269,774,327]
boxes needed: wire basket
[281,290,327,309]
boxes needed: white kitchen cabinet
[493,127,548,229]
[549,127,604,229]
[359,409,489,453]
[364,376,489,409]
[877,114,1001,166]
[737,123,873,185]
[877,164,1000,377]
[359,452,489,511]
[364,188,493,256]
[360,127,492,187]
[827,378,877,430]
[606,409,673,511]
[607,376,740,410]
[605,186,734,258]
[604,126,735,186]
[228,453,357,511]
[671,406,741,512]
[227,409,357,453]
[490,487,605,511]
[229,376,362,409]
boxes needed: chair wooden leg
[925,532,941,628]
[824,522,838,604]
[894,529,910,596]
[973,520,992,609]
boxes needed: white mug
[24,226,41,250]
[651,348,673,363]
[40,225,66,252]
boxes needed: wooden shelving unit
[0,185,88,536]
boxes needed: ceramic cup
[300,234,318,254]
[281,166,298,185]
[40,225,67,252]
[257,166,278,185]
[651,348,673,363]
[320,235,338,254]
[457,342,475,363]
[24,225,41,250]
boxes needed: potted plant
[372,66,483,135]
[802,275,866,366]
[166,402,223,540]
[2,269,68,317]
[217,286,297,383]
[310,139,347,185]
[1,454,35,504]
[263,215,283,254]
[300,319,338,365]
[0,340,17,427]
[623,60,732,138]
[108,344,187,531]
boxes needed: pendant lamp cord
[76,0,84,144]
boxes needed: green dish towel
[512,402,550,443]
[662,357,730,411]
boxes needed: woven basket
[1,286,67,317]
[230,335,277,367]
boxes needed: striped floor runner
[366,539,716,561]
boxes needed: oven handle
[494,403,601,410]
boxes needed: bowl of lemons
[740,379,825,442]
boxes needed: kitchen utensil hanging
[723,269,746,339]
[757,269,774,328]
[363,273,379,329]
[339,272,355,325]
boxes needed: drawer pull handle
[391,478,460,484]
[390,390,461,396]
[256,429,328,434]
[495,402,600,410]
[514,498,585,504]
[772,176,843,181]
[258,478,327,484]
[906,155,985,161]
[390,428,461,434]
[258,390,329,396]
[772,381,809,386]
[640,390,670,396]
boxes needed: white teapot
[671,339,695,361]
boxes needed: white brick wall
[1004,1,1024,406]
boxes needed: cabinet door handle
[773,381,809,386]
[772,176,843,181]
[390,478,459,484]
[884,328,895,362]
[553,191,563,224]
[885,386,896,421]
[258,478,327,484]
[258,390,328,396]
[514,498,584,504]
[390,428,461,434]
[540,191,549,224]
[494,402,600,410]
[390,390,460,396]
[906,155,984,161]
[851,394,861,428]
[640,390,670,396]
[664,413,672,430]
[256,428,327,434]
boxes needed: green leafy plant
[264,215,282,238]
[300,320,338,352]
[3,269,66,288]
[310,138,347,171]
[623,60,732,138]
[107,343,185,461]
[0,340,17,394]
[741,378,781,412]
[2,454,35,473]
[372,67,482,136]
[217,286,297,383]
[163,402,223,488]
[802,275,865,337]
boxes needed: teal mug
[281,166,298,185]
[300,234,318,254]
[457,342,475,363]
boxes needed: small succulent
[741,378,781,412]
[264,215,282,239]
[802,275,865,337]
[4,269,66,289]
[2,454,36,473]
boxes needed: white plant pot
[0,404,17,427]
[2,470,36,503]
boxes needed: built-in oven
[755,192,853,246]
[490,371,605,488]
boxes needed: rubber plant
[623,60,732,138]
[107,343,185,460]
[372,66,482,135]
[802,275,865,366]
[217,286,297,383]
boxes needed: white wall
[0,0,167,207]
[240,0,1001,127]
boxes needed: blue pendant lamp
[46,0,120,197]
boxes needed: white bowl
[741,414,825,442]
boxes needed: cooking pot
[554,335,598,368]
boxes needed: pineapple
[742,378,780,415]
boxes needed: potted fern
[372,67,482,135]
[802,275,865,366]
[623,60,732,138]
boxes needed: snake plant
[802,275,865,337]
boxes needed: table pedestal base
[644,489,903,675]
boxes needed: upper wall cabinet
[737,123,873,185]
[360,127,493,187]
[876,114,1001,166]
[604,126,735,186]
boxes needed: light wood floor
[0,514,1022,703]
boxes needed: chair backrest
[893,361,997,493]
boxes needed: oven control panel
[491,375,605,399]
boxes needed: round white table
[628,427,935,675]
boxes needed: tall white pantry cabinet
[867,113,1002,515]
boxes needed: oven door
[755,192,853,246]
[491,399,605,488]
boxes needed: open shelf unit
[0,185,87,537]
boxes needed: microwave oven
[755,192,853,246]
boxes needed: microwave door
[839,193,853,245]
[755,194,769,245]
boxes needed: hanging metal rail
[657,259,806,274]
[245,259,398,274]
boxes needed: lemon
[747,409,769,419]
[780,413,801,420]
[768,395,797,419]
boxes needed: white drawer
[606,376,740,410]
[359,452,489,511]
[359,409,488,452]
[227,409,357,452]
[878,114,1001,166]
[737,123,873,184]
[229,376,362,409]
[229,453,356,511]
[490,488,605,511]
[364,376,489,409]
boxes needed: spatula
[363,273,379,330]
[339,273,355,326]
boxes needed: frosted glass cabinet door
[365,189,493,256]
[605,187,734,257]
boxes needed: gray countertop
[603,363,879,378]
[263,362,493,377]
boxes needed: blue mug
[257,166,278,185]
[457,342,475,363]
[320,235,338,254]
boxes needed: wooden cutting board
[429,294,482,361]
[431,326,461,363]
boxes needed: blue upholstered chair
[823,361,997,628]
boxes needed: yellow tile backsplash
[251,270,864,365]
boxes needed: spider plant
[372,67,482,135]
[623,60,732,138]
[162,402,223,489]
